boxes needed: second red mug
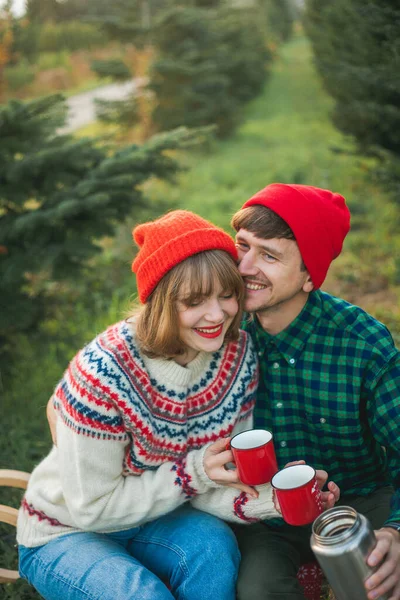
[271,464,323,526]
[230,429,278,486]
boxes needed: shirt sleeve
[366,352,400,524]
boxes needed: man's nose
[238,251,258,275]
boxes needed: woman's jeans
[19,504,240,600]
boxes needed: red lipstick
[194,324,224,339]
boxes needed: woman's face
[175,280,239,365]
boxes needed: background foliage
[1,2,399,598]
[0,93,209,361]
[304,1,400,209]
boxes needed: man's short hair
[231,205,296,240]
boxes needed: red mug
[229,429,278,486]
[271,464,322,526]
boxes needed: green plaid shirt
[243,290,400,526]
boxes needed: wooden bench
[0,469,30,584]
[0,468,329,598]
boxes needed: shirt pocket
[304,411,361,441]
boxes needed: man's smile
[244,281,269,291]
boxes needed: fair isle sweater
[17,320,278,548]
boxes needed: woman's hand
[47,398,58,446]
[203,438,258,498]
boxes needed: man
[230,183,400,600]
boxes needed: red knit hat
[242,183,350,289]
[132,210,238,303]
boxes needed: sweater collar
[143,350,213,387]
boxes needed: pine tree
[304,0,400,287]
[26,0,91,23]
[0,3,14,99]
[150,4,272,136]
[263,0,295,44]
[83,0,169,46]
[0,94,206,359]
[304,1,400,166]
[91,58,132,81]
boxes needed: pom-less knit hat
[132,210,238,303]
[241,183,351,289]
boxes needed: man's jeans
[19,504,240,600]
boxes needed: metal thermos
[310,506,388,600]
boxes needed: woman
[17,210,272,600]
[17,210,337,600]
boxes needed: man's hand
[203,438,258,498]
[46,398,57,445]
[315,469,340,510]
[365,528,400,599]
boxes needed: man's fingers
[315,469,328,488]
[327,481,340,502]
[284,460,305,468]
[387,579,400,600]
[320,483,340,509]
[367,573,397,599]
[320,491,335,509]
[367,537,391,568]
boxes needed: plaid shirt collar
[249,290,322,365]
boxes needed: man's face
[235,229,313,315]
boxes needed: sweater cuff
[233,484,279,523]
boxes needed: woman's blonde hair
[131,250,244,359]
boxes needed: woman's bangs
[178,251,241,305]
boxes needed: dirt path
[59,78,147,134]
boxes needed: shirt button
[289,358,296,364]
[276,402,283,408]
[320,418,327,424]
[280,441,287,447]
[258,351,263,357]
[273,362,280,369]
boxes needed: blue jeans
[19,504,240,600]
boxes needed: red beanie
[242,183,350,289]
[132,210,238,303]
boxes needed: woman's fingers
[228,482,258,498]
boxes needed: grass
[1,33,398,599]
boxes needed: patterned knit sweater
[17,320,278,548]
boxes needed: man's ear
[303,274,314,293]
